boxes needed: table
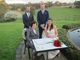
[32,38,68,60]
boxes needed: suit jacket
[37,10,49,25]
[26,27,39,49]
[23,12,34,28]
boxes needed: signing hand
[40,24,45,29]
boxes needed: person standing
[23,6,34,29]
[37,2,49,38]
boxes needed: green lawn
[0,7,80,60]
[0,22,23,60]
[47,7,80,28]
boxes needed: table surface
[32,38,67,52]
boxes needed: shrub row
[62,24,80,30]
[0,12,17,23]
[0,18,16,23]
[58,28,80,60]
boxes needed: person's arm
[26,29,31,41]
[54,26,58,36]
[31,13,34,21]
[44,25,49,37]
[23,14,29,28]
[46,10,49,23]
[37,11,40,24]
[47,11,49,19]
[37,11,42,25]
[44,30,49,37]
[26,29,35,49]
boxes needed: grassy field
[0,7,80,60]
[35,7,80,28]
[0,22,23,60]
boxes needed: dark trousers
[38,26,44,38]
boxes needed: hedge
[58,24,80,60]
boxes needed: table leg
[46,52,48,60]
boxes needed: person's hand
[40,24,45,29]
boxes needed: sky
[5,0,80,4]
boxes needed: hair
[47,18,54,30]
[31,21,36,27]
[48,18,52,21]
[25,5,31,10]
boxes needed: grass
[0,22,23,60]
[35,7,80,28]
[47,7,80,28]
[48,7,80,17]
[0,7,80,60]
[54,20,80,28]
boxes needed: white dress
[42,29,60,59]
[42,29,57,38]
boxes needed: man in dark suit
[23,6,34,28]
[37,2,49,38]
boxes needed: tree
[46,2,53,7]
[54,1,62,6]
[74,1,80,8]
[0,1,9,22]
[0,4,7,18]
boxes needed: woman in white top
[45,19,58,38]
[43,18,60,59]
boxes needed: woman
[43,18,58,38]
[43,18,60,59]
[26,21,44,60]
[26,21,39,49]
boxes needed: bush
[3,11,17,22]
[0,18,4,23]
[74,1,80,8]
[62,24,80,30]
[62,25,70,30]
[58,28,80,60]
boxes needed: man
[37,2,49,38]
[23,6,34,28]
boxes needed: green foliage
[58,28,80,60]
[0,11,22,23]
[0,21,23,60]
[0,3,9,22]
[47,7,80,20]
[62,25,70,30]
[74,1,80,8]
[0,7,80,60]
[0,4,8,19]
[62,24,80,30]
[3,11,17,22]
[46,2,53,7]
